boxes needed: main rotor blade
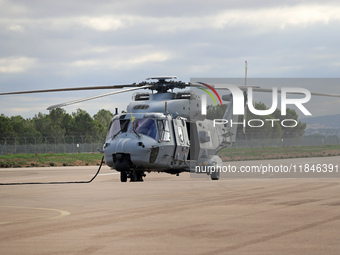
[190,82,260,90]
[47,85,152,110]
[0,84,139,95]
[192,83,340,98]
[251,87,340,98]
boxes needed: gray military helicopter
[0,75,243,182]
[2,71,340,182]
[99,76,240,182]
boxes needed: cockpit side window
[106,119,130,140]
[157,120,171,142]
[120,119,130,132]
[106,120,120,140]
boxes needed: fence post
[43,136,47,153]
[63,136,65,153]
[81,135,84,153]
[71,136,75,153]
[1,137,6,155]
[98,135,102,151]
[53,136,56,153]
[33,137,37,153]
[89,135,93,152]
[13,137,17,154]
[23,137,27,153]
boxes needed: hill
[300,114,340,134]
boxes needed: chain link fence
[1,132,339,155]
[1,135,104,155]
[234,134,340,148]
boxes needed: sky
[0,0,340,118]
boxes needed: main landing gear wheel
[120,170,145,182]
[120,171,127,182]
[210,169,220,180]
[130,171,144,182]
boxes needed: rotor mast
[145,76,187,93]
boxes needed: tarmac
[1,156,340,254]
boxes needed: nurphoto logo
[199,83,312,129]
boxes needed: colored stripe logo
[198,82,222,106]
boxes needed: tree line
[0,108,114,141]
[1,102,306,143]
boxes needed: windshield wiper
[132,125,141,138]
[112,130,122,139]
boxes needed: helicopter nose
[104,137,151,167]
[105,137,137,155]
[114,153,131,172]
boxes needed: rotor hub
[139,77,187,93]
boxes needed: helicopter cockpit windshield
[128,118,171,142]
[131,119,158,140]
[107,115,171,142]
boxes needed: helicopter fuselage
[103,112,189,172]
[103,92,196,181]
[103,90,235,182]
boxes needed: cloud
[4,3,340,35]
[1,1,340,118]
[69,4,340,33]
[7,24,24,32]
[76,16,128,31]
[0,56,37,73]
[210,4,340,30]
[69,51,172,70]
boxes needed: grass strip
[1,145,340,168]
[0,153,103,168]
[220,144,340,161]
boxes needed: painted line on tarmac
[0,205,71,225]
[98,172,119,176]
[0,176,50,183]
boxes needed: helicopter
[1,71,340,182]
[98,76,241,182]
[0,75,242,182]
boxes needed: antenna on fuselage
[243,60,248,134]
[245,60,247,86]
